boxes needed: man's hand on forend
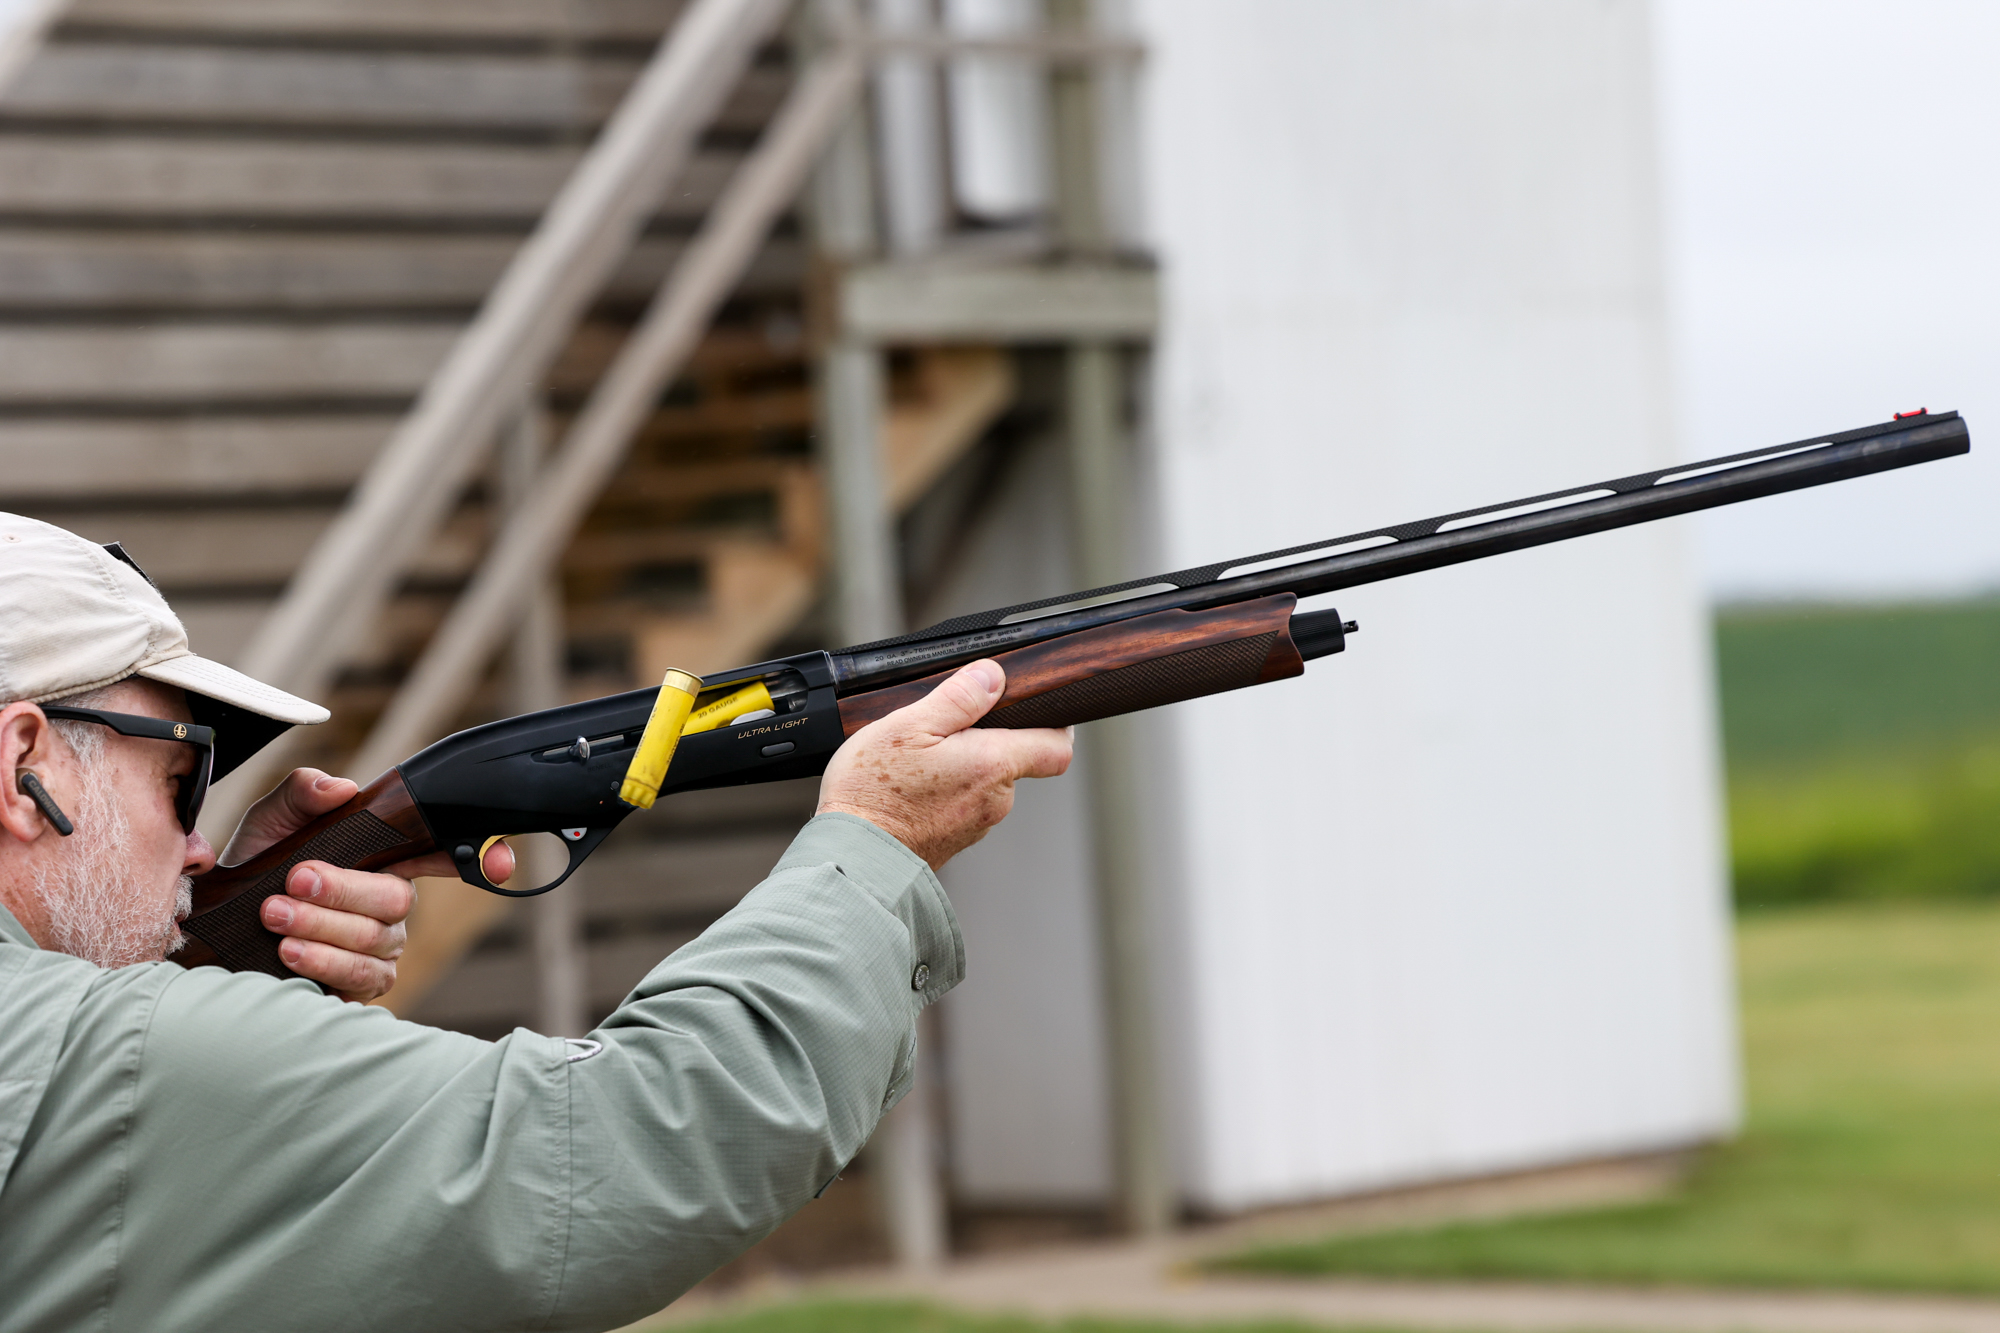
[817,660,1073,872]
[222,767,505,1003]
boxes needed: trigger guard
[452,827,615,897]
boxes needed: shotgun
[182,409,1970,979]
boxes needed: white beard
[34,761,191,968]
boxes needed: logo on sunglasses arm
[173,723,187,739]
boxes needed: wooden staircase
[0,0,1015,1031]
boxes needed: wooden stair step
[0,321,457,404]
[632,538,819,680]
[0,417,821,504]
[0,229,803,311]
[61,0,688,44]
[32,505,808,593]
[548,321,809,402]
[884,346,1015,510]
[0,416,394,500]
[174,592,454,675]
[591,454,815,510]
[0,137,734,223]
[2,45,787,138]
[562,525,790,576]
[0,329,817,497]
[35,504,484,589]
[0,318,805,407]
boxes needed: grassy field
[1215,900,2000,1291]
[1213,599,2000,1290]
[1718,599,2000,906]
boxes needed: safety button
[911,962,931,991]
[760,741,795,757]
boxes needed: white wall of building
[935,0,1738,1215]
[1133,0,1736,1213]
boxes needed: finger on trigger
[483,839,516,886]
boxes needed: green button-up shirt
[0,813,961,1333]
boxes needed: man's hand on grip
[226,767,507,1003]
[817,660,1072,871]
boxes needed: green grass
[655,1300,1339,1333]
[1215,900,2000,1292]
[1716,600,2000,906]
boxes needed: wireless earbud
[16,771,74,836]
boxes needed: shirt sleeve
[111,812,961,1333]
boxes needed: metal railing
[205,0,1144,833]
[206,0,795,826]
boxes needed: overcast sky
[1657,0,2000,601]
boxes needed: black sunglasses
[42,706,216,834]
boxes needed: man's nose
[183,829,217,877]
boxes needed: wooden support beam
[819,337,900,642]
[840,260,1158,342]
[1067,341,1173,1237]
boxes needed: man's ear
[0,702,59,845]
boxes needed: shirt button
[911,962,931,991]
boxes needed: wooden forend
[837,594,1304,735]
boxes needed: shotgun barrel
[183,409,1970,981]
[830,410,1969,691]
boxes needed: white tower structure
[938,0,1738,1217]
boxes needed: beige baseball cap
[0,512,328,778]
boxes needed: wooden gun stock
[180,770,434,980]
[837,594,1306,735]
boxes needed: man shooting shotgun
[0,408,1968,1331]
[0,518,1070,1330]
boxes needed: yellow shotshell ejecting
[619,669,702,809]
[681,680,774,735]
